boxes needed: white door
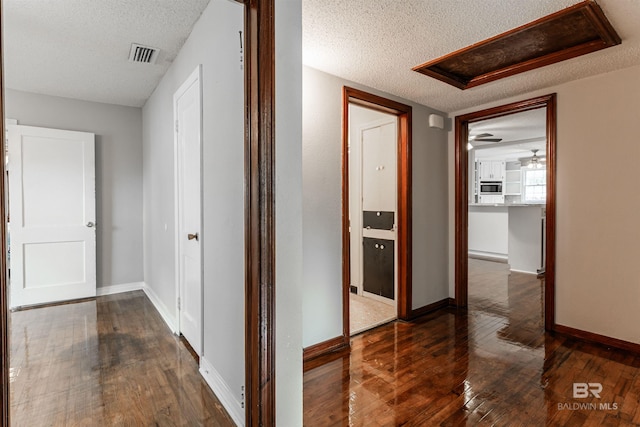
[361,120,397,213]
[350,117,398,303]
[174,66,203,355]
[7,125,96,308]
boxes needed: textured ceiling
[303,0,640,113]
[4,0,211,107]
[5,1,639,111]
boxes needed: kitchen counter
[508,206,545,273]
[468,204,545,273]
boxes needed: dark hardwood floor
[304,259,640,426]
[10,290,234,426]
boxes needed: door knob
[188,233,199,241]
[86,222,95,228]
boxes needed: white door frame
[173,65,204,354]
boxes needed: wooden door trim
[454,94,557,330]
[243,0,276,425]
[0,0,9,424]
[342,86,413,344]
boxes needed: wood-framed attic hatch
[412,0,621,90]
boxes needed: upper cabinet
[504,161,522,195]
[478,160,505,181]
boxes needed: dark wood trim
[554,324,640,355]
[409,298,449,319]
[303,335,349,363]
[0,0,9,424]
[342,87,413,342]
[341,88,350,344]
[413,1,621,89]
[454,115,468,308]
[543,99,557,331]
[243,0,276,425]
[454,94,557,330]
[303,344,350,373]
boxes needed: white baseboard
[97,282,144,296]
[200,357,244,426]
[468,251,508,262]
[509,268,538,275]
[142,284,177,333]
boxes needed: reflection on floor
[350,293,396,335]
[304,259,640,425]
[468,257,545,349]
[10,291,235,426]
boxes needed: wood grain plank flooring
[304,260,640,426]
[10,290,235,426]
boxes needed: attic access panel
[412,0,621,90]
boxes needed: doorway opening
[342,87,412,340]
[348,104,398,334]
[455,94,557,330]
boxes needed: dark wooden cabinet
[363,237,394,299]
[363,211,394,230]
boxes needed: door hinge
[177,297,181,310]
[175,120,179,133]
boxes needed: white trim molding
[97,282,144,296]
[200,357,245,426]
[142,284,178,333]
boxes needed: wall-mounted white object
[428,114,444,129]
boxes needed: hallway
[303,262,640,425]
[10,291,234,426]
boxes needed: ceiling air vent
[128,43,159,65]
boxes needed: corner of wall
[142,283,177,333]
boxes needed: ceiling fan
[468,132,503,143]
[467,132,502,150]
[519,149,547,168]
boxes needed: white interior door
[7,124,96,308]
[350,117,398,303]
[174,66,203,355]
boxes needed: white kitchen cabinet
[478,160,505,181]
[504,161,522,195]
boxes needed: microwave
[479,181,503,195]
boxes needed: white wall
[303,66,449,348]
[448,64,640,345]
[5,89,143,288]
[142,0,245,423]
[275,0,303,424]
